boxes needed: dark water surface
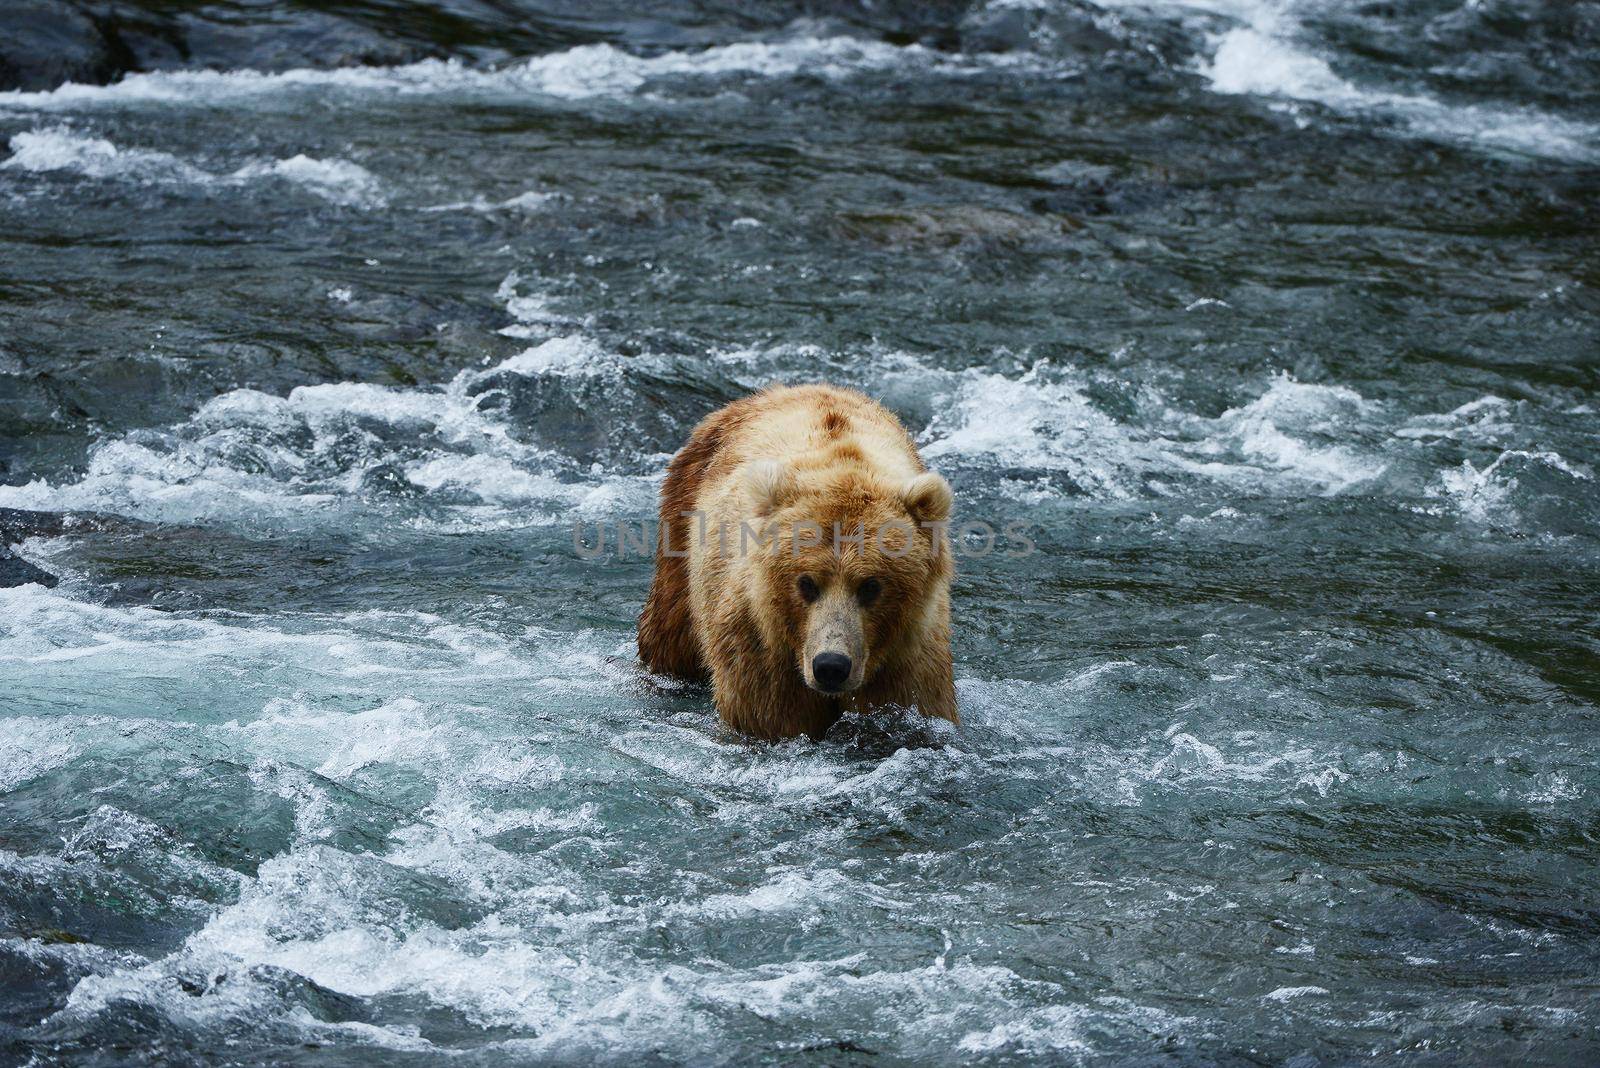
[1,1,1598,1063]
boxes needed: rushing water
[1,1,1597,1063]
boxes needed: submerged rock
[0,544,58,588]
[959,1,1123,58]
[834,205,1080,250]
[0,508,64,587]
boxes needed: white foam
[918,365,1384,498]
[1176,374,1385,493]
[1395,395,1515,442]
[710,345,1394,500]
[2,126,208,181]
[0,333,656,526]
[1430,448,1591,527]
[667,868,905,921]
[1263,985,1329,1001]
[919,363,1154,499]
[74,876,1181,1063]
[0,933,144,975]
[0,11,1587,162]
[2,327,1471,526]
[1144,730,1350,798]
[3,126,386,205]
[0,586,623,708]
[1093,0,1596,160]
[230,153,385,207]
[1523,772,1581,805]
[1215,29,1594,158]
[404,453,651,512]
[422,189,564,214]
[1199,4,1595,160]
[957,1006,1091,1054]
[0,35,1023,111]
[488,334,612,377]
[951,669,1376,811]
[495,269,584,336]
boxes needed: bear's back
[704,385,925,498]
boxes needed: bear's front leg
[705,614,839,740]
[710,655,840,741]
[862,640,958,724]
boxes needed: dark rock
[0,0,440,93]
[172,6,425,75]
[0,545,58,589]
[775,0,970,49]
[0,506,68,587]
[358,462,425,497]
[1,0,991,94]
[0,507,65,544]
[0,0,116,91]
[1029,160,1174,217]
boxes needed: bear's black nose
[812,652,852,692]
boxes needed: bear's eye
[797,575,820,603]
[857,577,882,607]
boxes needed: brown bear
[638,384,956,740]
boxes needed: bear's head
[742,459,953,696]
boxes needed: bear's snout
[803,592,865,695]
[811,652,853,693]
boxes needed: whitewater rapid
[3,3,1597,1062]
[1,11,1595,161]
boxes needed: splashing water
[2,2,1598,1064]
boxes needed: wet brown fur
[638,385,956,740]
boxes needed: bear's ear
[901,471,952,526]
[744,459,794,516]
